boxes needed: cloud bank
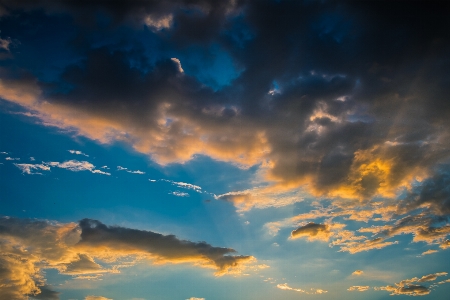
[0,216,254,299]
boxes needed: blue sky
[1,1,450,299]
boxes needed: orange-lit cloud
[85,296,113,300]
[375,272,448,296]
[347,286,370,292]
[1,67,447,211]
[276,283,327,294]
[0,217,254,299]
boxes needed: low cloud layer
[0,217,254,299]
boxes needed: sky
[1,0,450,299]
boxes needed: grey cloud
[0,216,254,299]
[77,218,254,275]
[1,0,450,205]
[291,223,332,242]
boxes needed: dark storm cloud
[401,167,450,215]
[1,0,450,202]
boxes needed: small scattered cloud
[440,240,450,249]
[170,191,190,197]
[30,157,35,161]
[352,270,364,276]
[0,37,11,51]
[14,163,50,175]
[347,286,370,292]
[171,58,184,73]
[161,179,202,192]
[216,185,303,211]
[117,166,145,174]
[375,272,448,296]
[68,150,89,157]
[47,160,110,175]
[185,298,205,300]
[276,283,327,294]
[5,157,20,160]
[85,296,113,300]
[0,151,8,154]
[420,249,438,256]
[144,14,173,31]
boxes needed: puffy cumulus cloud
[290,223,334,242]
[1,0,450,211]
[375,272,448,296]
[352,270,364,276]
[347,286,370,292]
[0,217,254,299]
[276,283,327,295]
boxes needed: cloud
[170,191,190,197]
[347,286,370,292]
[216,185,303,211]
[420,249,438,256]
[1,1,450,215]
[375,272,448,296]
[186,298,205,300]
[276,283,327,295]
[0,36,11,51]
[352,270,363,276]
[85,296,113,300]
[290,223,333,242]
[171,58,184,73]
[0,217,254,299]
[161,179,202,192]
[440,240,450,249]
[5,157,20,160]
[14,163,50,175]
[117,166,145,175]
[68,150,89,157]
[377,285,430,296]
[47,160,110,175]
